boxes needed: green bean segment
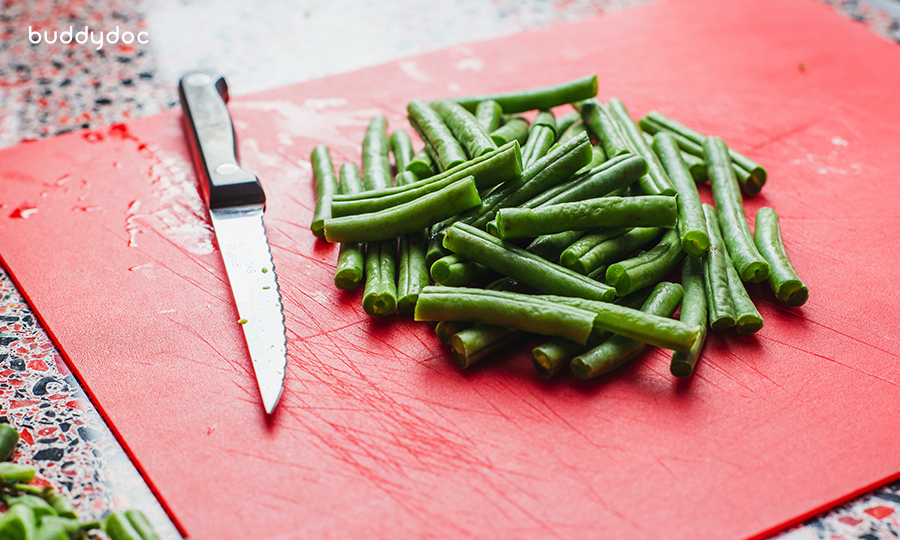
[606,228,685,296]
[702,204,737,330]
[450,74,598,114]
[324,177,482,243]
[489,117,530,146]
[475,100,503,132]
[521,111,557,167]
[496,195,677,239]
[564,227,660,276]
[430,254,490,287]
[560,228,628,273]
[333,163,366,290]
[415,287,597,345]
[580,99,630,159]
[526,230,587,262]
[435,321,471,346]
[443,223,616,302]
[652,132,709,257]
[704,137,769,283]
[406,149,436,179]
[608,98,676,196]
[398,230,429,315]
[644,111,767,194]
[451,324,520,369]
[570,282,684,379]
[389,130,415,173]
[670,256,708,377]
[310,145,338,238]
[362,116,392,191]
[432,99,498,158]
[454,132,592,231]
[363,240,397,317]
[0,505,36,539]
[554,112,581,138]
[408,99,468,171]
[335,139,521,201]
[754,207,809,307]
[724,244,764,334]
[0,424,19,461]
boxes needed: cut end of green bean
[740,260,770,284]
[681,230,710,259]
[743,168,767,195]
[334,268,363,291]
[735,314,764,335]
[670,359,695,378]
[710,314,736,332]
[363,293,397,317]
[776,279,809,308]
[311,220,326,238]
[569,357,594,380]
[605,265,630,296]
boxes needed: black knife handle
[179,71,265,210]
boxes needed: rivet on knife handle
[178,71,287,414]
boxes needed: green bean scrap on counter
[308,74,808,385]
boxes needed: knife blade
[178,71,287,414]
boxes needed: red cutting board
[3,0,900,538]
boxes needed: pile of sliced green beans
[309,74,808,382]
[0,424,160,540]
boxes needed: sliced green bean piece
[0,505,36,540]
[324,177,481,243]
[671,256,709,377]
[0,462,35,483]
[415,286,597,345]
[533,290,697,353]
[704,137,769,283]
[406,149,436,179]
[560,228,629,273]
[580,99,630,159]
[496,195,677,239]
[104,512,143,540]
[310,145,337,238]
[363,239,397,317]
[521,110,557,167]
[408,99,468,171]
[489,116,530,146]
[335,139,521,201]
[453,132,592,231]
[0,423,19,461]
[653,132,709,257]
[517,154,646,212]
[681,152,708,182]
[39,517,100,540]
[571,282,684,379]
[702,204,737,330]
[607,98,676,196]
[587,264,608,281]
[426,235,451,268]
[450,74,598,114]
[532,289,649,378]
[430,254,490,287]
[723,243,764,334]
[333,163,365,290]
[475,100,503,133]
[526,230,586,262]
[362,116,392,191]
[435,321,472,346]
[395,168,428,312]
[432,100,498,159]
[556,119,589,148]
[566,227,661,276]
[125,510,161,540]
[443,223,616,302]
[644,111,767,194]
[554,111,581,137]
[34,520,69,540]
[45,491,76,520]
[389,130,415,174]
[452,324,521,369]
[606,228,685,296]
[639,116,703,156]
[754,207,809,307]
[3,493,57,520]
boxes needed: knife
[178,71,287,414]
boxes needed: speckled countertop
[2,1,900,538]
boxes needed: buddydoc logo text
[29,26,149,50]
